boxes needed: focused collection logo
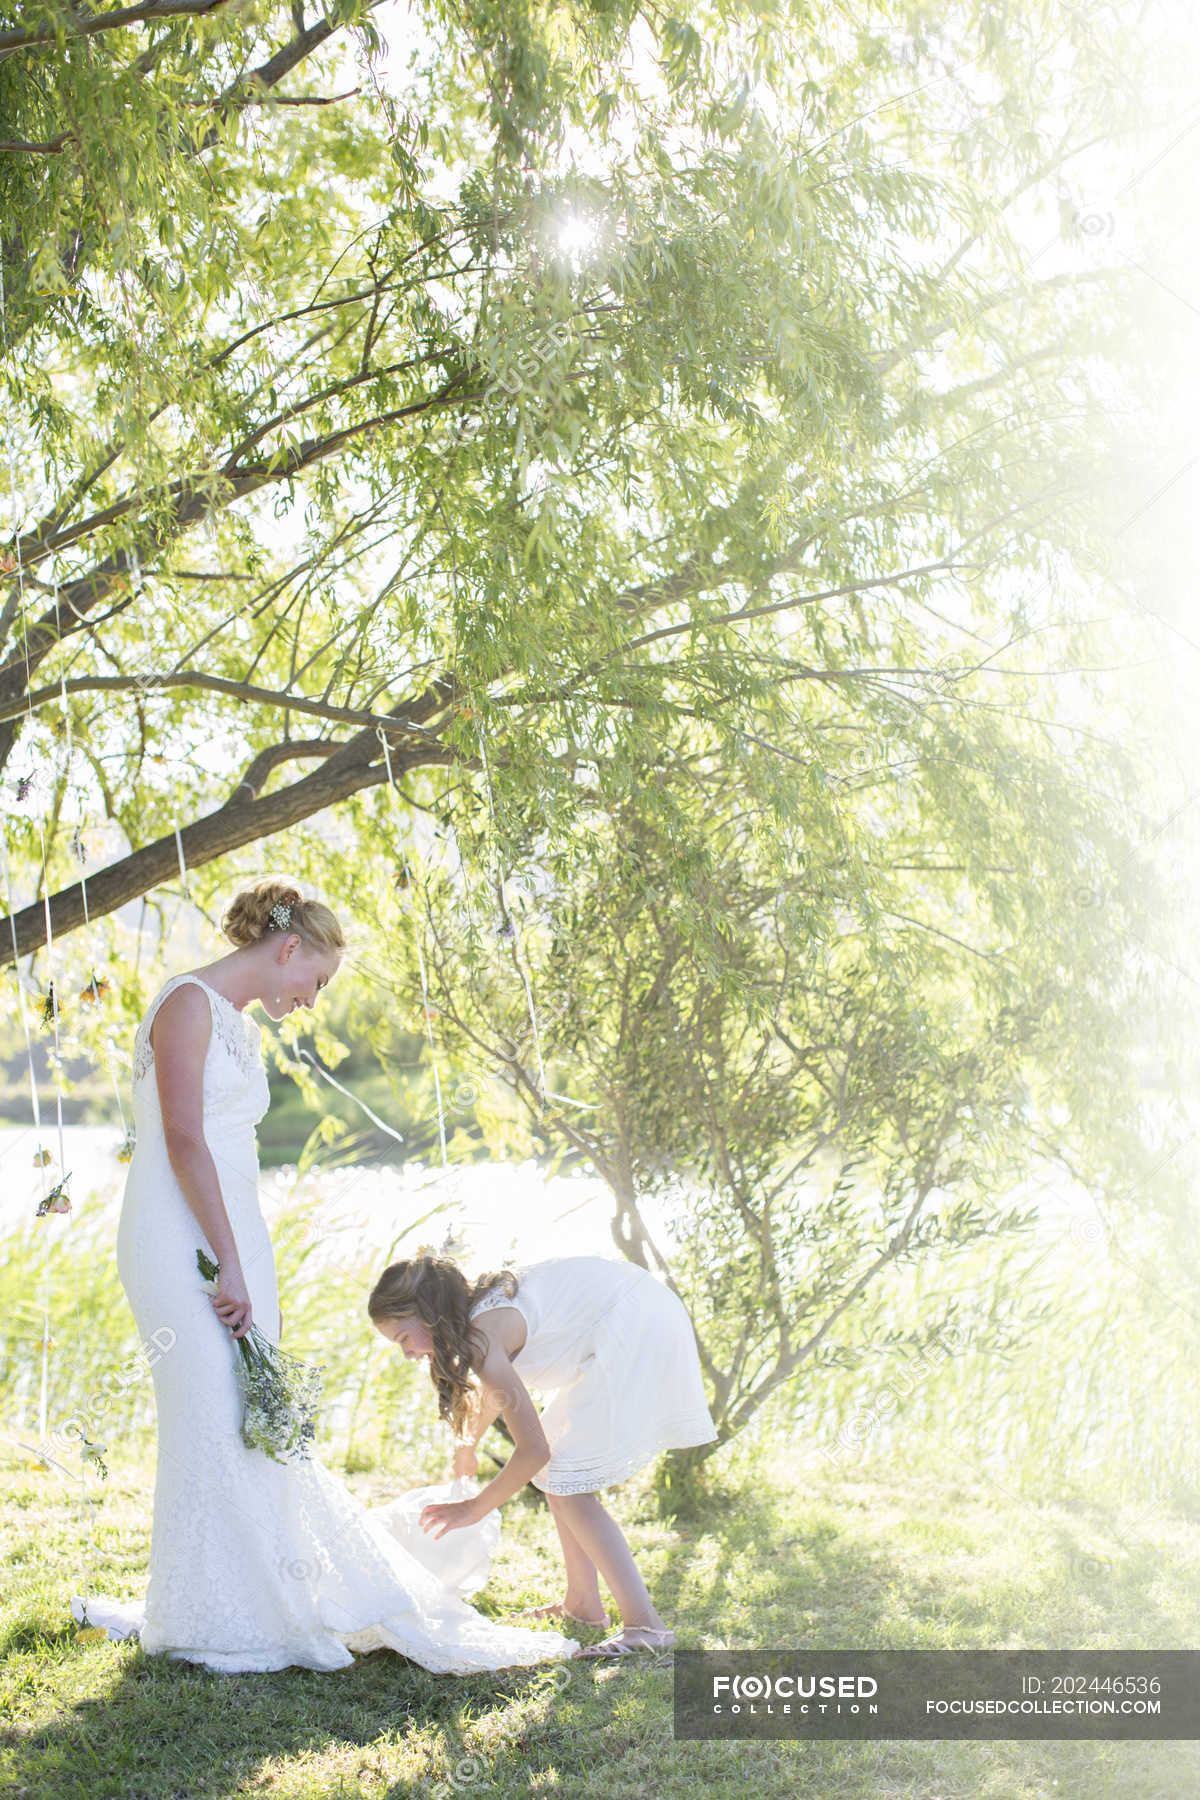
[711,1672,878,1710]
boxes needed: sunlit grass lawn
[3,1438,1199,1800]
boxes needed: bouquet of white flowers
[196,1247,324,1465]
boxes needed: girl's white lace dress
[70,973,578,1675]
[469,1256,718,1494]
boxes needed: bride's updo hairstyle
[221,878,345,954]
[368,1255,519,1438]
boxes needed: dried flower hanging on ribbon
[36,1174,71,1218]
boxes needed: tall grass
[8,1151,1198,1510]
[0,1174,460,1489]
[784,1227,1200,1511]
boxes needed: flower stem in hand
[195,1246,325,1465]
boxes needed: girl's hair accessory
[268,900,293,931]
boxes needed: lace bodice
[131,973,270,1125]
[471,1284,523,1321]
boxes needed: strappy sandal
[510,1601,609,1628]
[572,1626,676,1659]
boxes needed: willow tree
[0,0,1147,968]
[333,666,1161,1499]
[1,0,1184,1508]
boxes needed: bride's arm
[153,985,254,1340]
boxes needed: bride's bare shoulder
[149,979,212,1053]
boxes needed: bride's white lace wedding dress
[70,972,578,1674]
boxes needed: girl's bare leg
[541,1492,606,1622]
[551,1491,667,1631]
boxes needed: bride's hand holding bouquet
[209,1259,253,1340]
[197,1248,323,1465]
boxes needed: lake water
[0,1123,623,1270]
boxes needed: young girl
[368,1251,718,1660]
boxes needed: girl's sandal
[510,1602,609,1628]
[572,1626,676,1660]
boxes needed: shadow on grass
[5,1473,1200,1800]
[1,1633,625,1800]
[641,1466,1200,1654]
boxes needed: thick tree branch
[0,755,388,963]
[0,714,465,965]
[225,738,337,803]
[0,135,72,154]
[0,2,234,56]
[244,3,381,95]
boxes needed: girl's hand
[419,1495,486,1540]
[211,1266,253,1341]
[451,1443,477,1479]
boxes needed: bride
[72,878,578,1674]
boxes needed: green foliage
[376,721,1181,1486]
[796,1206,1200,1510]
[0,0,1191,1502]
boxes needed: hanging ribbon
[375,725,448,1164]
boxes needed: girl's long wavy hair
[367,1255,519,1438]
